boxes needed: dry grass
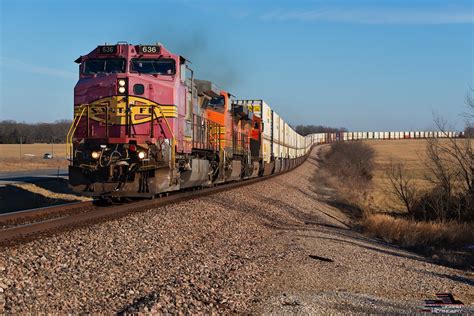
[363,139,437,212]
[362,213,474,249]
[319,142,375,214]
[0,144,68,172]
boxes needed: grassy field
[363,139,433,212]
[368,139,430,180]
[0,143,68,172]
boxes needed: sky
[0,0,472,131]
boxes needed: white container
[260,101,272,162]
[272,111,280,159]
[280,117,285,157]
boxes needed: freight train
[67,42,316,199]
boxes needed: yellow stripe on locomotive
[74,96,178,125]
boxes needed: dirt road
[1,147,472,313]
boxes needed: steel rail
[0,155,310,245]
[0,201,94,223]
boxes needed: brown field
[368,139,430,179]
[363,139,434,212]
[0,143,68,172]
[359,139,473,263]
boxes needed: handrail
[67,102,177,185]
[152,105,176,185]
[66,105,86,161]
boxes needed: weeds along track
[0,159,307,245]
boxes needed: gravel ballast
[1,147,473,313]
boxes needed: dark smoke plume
[140,27,239,91]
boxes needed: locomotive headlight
[118,86,126,94]
[91,151,100,159]
[138,151,146,159]
[118,79,126,87]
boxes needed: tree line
[294,125,348,136]
[0,120,72,144]
[0,120,346,144]
[3,119,468,145]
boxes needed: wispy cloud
[0,57,76,79]
[260,7,474,25]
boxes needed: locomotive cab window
[209,96,225,107]
[83,58,125,74]
[207,96,225,113]
[131,59,176,75]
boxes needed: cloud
[0,57,76,79]
[260,7,474,24]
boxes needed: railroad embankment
[316,140,474,269]
[0,179,88,214]
[1,146,473,313]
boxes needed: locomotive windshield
[83,58,125,74]
[131,59,176,75]
[209,96,225,107]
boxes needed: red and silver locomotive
[68,42,310,199]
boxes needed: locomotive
[67,43,314,199]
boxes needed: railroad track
[0,158,308,245]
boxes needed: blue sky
[0,0,472,131]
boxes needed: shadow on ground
[0,178,78,213]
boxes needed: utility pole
[19,135,23,168]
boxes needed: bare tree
[467,86,474,110]
[431,118,473,193]
[325,141,375,182]
[419,116,474,221]
[386,161,418,216]
[382,90,474,223]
